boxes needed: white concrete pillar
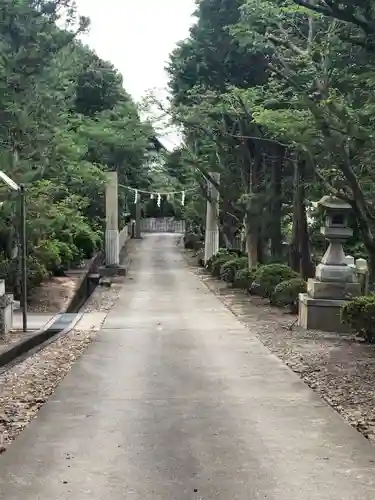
[204,172,220,264]
[135,195,141,239]
[105,171,119,266]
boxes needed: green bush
[73,228,100,260]
[33,238,83,273]
[0,255,18,293]
[34,240,63,273]
[205,249,233,272]
[219,256,248,283]
[211,253,236,277]
[184,232,202,250]
[233,267,258,290]
[251,264,299,298]
[341,295,375,342]
[197,249,205,267]
[27,256,49,289]
[271,278,306,313]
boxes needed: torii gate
[105,170,220,266]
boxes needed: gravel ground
[186,252,375,446]
[0,332,27,349]
[28,275,83,313]
[0,272,127,454]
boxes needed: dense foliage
[166,0,375,279]
[0,0,155,296]
[251,264,299,298]
[271,277,307,312]
[219,256,248,282]
[233,267,258,290]
[206,250,302,311]
[341,294,375,342]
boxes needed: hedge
[341,294,375,343]
[251,264,299,298]
[233,267,258,290]
[271,277,306,313]
[219,256,248,283]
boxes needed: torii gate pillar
[135,195,142,239]
[105,171,120,266]
[204,172,220,265]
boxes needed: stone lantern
[316,196,355,282]
[299,195,361,332]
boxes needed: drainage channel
[0,311,85,376]
[46,312,82,332]
[0,272,101,375]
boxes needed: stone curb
[0,313,84,371]
[0,240,133,371]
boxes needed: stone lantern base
[298,293,349,332]
[306,278,361,300]
[299,277,361,332]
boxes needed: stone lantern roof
[317,195,351,211]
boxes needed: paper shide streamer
[119,184,196,204]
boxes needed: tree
[167,0,289,266]
[0,0,155,295]
[233,0,375,274]
[167,0,375,279]
[293,0,375,49]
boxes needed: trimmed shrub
[184,232,202,250]
[219,257,248,283]
[233,267,258,290]
[206,249,234,272]
[341,295,375,342]
[197,249,205,267]
[211,253,236,277]
[251,264,299,298]
[271,278,307,313]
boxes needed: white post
[105,171,119,266]
[204,172,220,264]
[135,195,141,239]
[356,258,369,295]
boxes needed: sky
[76,0,196,104]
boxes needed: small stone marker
[356,258,369,295]
[0,279,13,337]
[344,255,355,267]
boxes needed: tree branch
[293,0,373,35]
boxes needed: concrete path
[1,234,375,499]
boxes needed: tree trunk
[298,160,314,279]
[245,217,258,268]
[291,157,314,277]
[270,158,283,261]
[290,158,301,272]
[257,233,265,264]
[351,201,375,282]
[221,215,237,249]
